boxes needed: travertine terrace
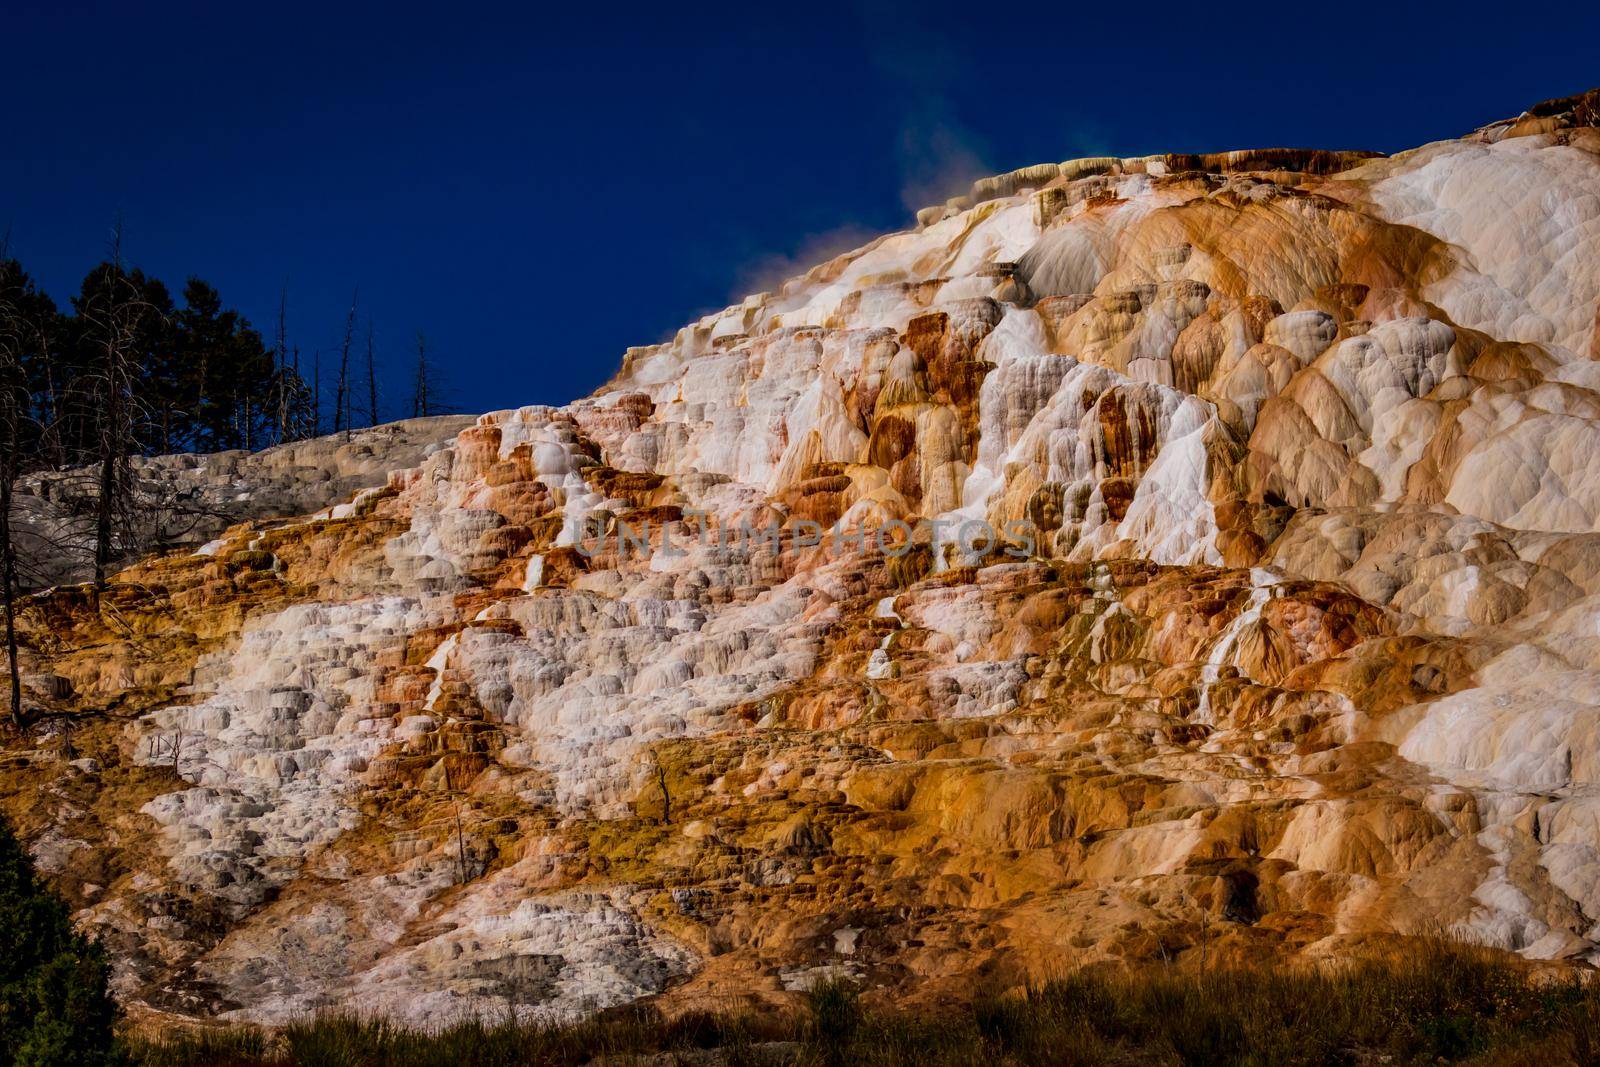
[5,89,1600,1027]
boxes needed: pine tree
[0,815,119,1065]
[171,279,275,451]
[365,317,379,428]
[412,331,430,418]
[0,257,63,467]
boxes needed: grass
[127,939,1600,1066]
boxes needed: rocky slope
[5,89,1600,1028]
[9,416,474,590]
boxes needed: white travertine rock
[137,597,440,905]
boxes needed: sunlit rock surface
[6,89,1600,1026]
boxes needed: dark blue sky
[5,1,1597,416]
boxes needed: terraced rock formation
[4,89,1600,1028]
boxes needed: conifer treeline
[1,252,449,467]
[1,256,331,462]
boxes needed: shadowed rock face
[6,91,1600,1027]
[10,416,475,590]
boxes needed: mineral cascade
[6,90,1600,1027]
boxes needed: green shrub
[0,813,119,1066]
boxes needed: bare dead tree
[290,345,307,440]
[334,289,357,437]
[454,800,470,884]
[0,306,28,731]
[240,386,252,451]
[311,348,322,436]
[35,333,62,469]
[0,233,32,731]
[412,331,430,418]
[364,317,379,428]
[80,224,157,590]
[649,744,672,824]
[1,251,95,687]
[274,284,290,445]
[439,756,474,885]
[146,727,202,775]
[0,466,22,733]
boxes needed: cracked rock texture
[10,416,474,590]
[6,89,1600,1027]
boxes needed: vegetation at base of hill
[0,814,119,1067]
[128,938,1600,1066]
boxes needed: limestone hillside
[5,88,1600,1028]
